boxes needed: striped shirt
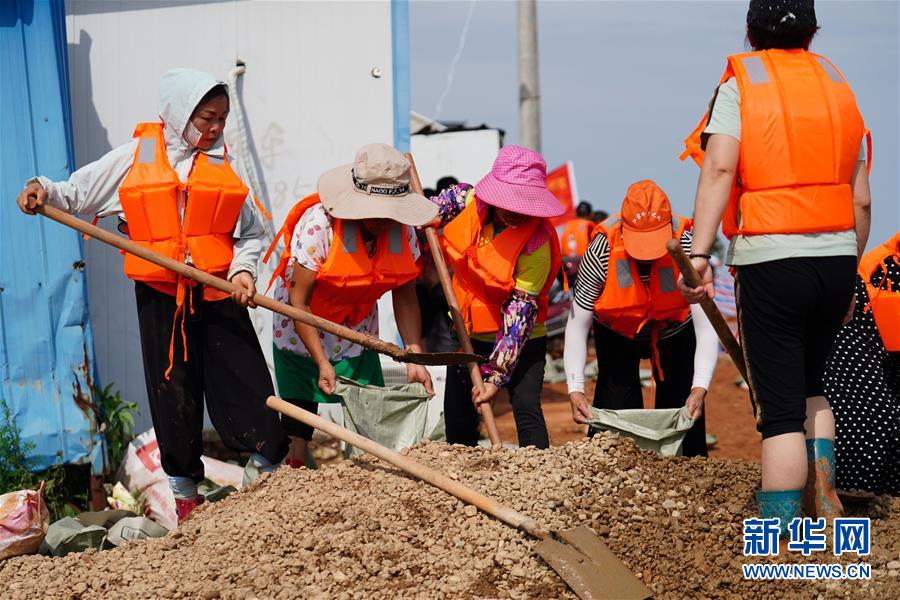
[574,229,694,340]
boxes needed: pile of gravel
[3,433,898,599]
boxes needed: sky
[410,0,899,250]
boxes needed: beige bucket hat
[317,143,438,226]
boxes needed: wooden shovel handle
[665,240,748,382]
[404,154,502,446]
[37,205,428,363]
[267,396,546,538]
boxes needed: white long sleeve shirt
[564,227,720,395]
[27,68,266,281]
[30,141,265,281]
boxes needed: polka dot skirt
[824,256,900,495]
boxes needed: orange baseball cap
[619,180,673,261]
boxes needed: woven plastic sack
[336,377,434,458]
[39,517,107,557]
[0,487,49,560]
[585,406,695,456]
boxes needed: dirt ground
[4,433,897,599]
[494,356,762,462]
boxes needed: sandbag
[39,517,107,557]
[585,406,695,456]
[107,516,168,547]
[336,377,435,458]
[117,429,247,530]
[0,487,49,560]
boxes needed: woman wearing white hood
[16,68,289,522]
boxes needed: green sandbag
[335,377,434,458]
[585,406,695,456]
[39,517,107,557]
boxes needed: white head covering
[157,68,226,161]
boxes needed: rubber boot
[242,452,279,486]
[755,489,803,539]
[803,438,844,520]
[175,495,205,524]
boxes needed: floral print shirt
[272,203,420,361]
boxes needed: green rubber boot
[803,438,844,520]
[755,489,803,538]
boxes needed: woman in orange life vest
[267,144,437,467]
[558,201,598,287]
[563,181,720,458]
[823,233,900,495]
[679,0,872,536]
[432,146,563,449]
[16,69,288,522]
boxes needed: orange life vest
[118,122,249,376]
[442,200,561,335]
[264,194,420,327]
[559,218,594,256]
[681,49,871,239]
[858,233,900,352]
[119,122,248,297]
[592,214,691,338]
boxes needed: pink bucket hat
[474,146,566,218]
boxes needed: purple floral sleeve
[480,290,539,387]
[429,183,473,226]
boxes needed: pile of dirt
[3,433,899,599]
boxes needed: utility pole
[517,0,541,152]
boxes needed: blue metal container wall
[0,0,103,474]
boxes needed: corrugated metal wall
[0,0,103,473]
[64,0,398,432]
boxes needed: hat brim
[621,223,672,261]
[317,164,439,227]
[474,173,566,218]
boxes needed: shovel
[37,205,480,367]
[665,240,748,381]
[267,396,652,600]
[404,153,502,446]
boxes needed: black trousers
[445,336,549,448]
[591,322,708,457]
[736,256,856,439]
[135,282,288,481]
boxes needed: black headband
[352,170,409,196]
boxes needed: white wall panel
[65,0,395,431]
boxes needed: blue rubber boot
[755,489,803,538]
[803,438,844,520]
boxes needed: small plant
[94,384,139,474]
[0,399,83,519]
[0,399,37,493]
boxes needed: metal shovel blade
[534,526,652,600]
[395,350,485,366]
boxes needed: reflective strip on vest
[615,259,633,289]
[207,155,225,165]
[342,222,358,253]
[138,138,156,164]
[815,56,845,84]
[742,55,769,85]
[388,225,403,255]
[658,267,676,293]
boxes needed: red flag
[545,161,579,227]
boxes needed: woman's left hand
[230,271,257,308]
[685,387,706,420]
[472,382,500,407]
[406,364,434,395]
[677,257,715,304]
[841,295,857,326]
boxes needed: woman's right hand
[17,182,47,215]
[569,391,592,424]
[317,360,337,395]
